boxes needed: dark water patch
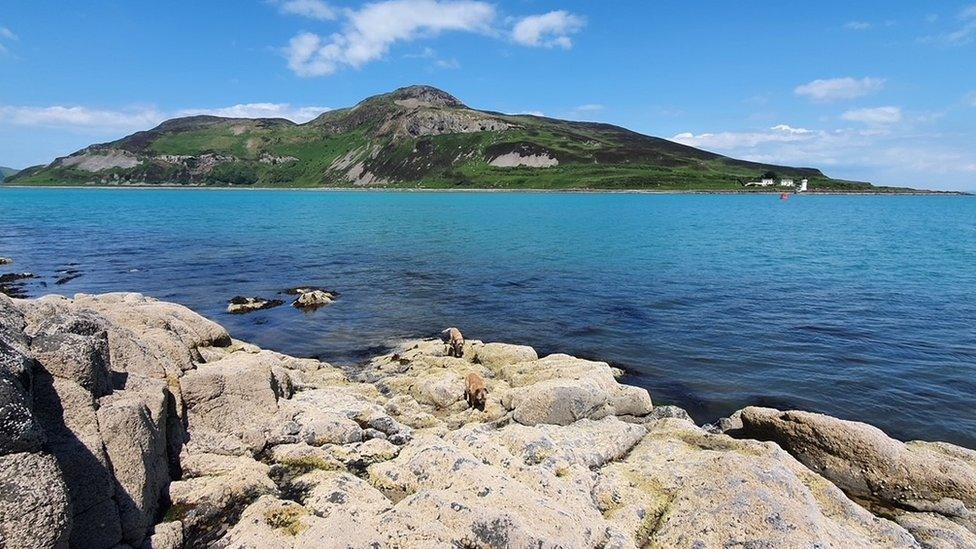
[337,344,397,364]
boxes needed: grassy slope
[0,167,19,182]
[5,89,912,191]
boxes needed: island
[3,85,921,192]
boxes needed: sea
[2,188,974,446]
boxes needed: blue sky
[2,0,975,190]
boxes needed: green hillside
[0,167,19,182]
[6,85,879,191]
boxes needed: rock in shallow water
[284,286,338,310]
[292,289,335,310]
[226,296,283,314]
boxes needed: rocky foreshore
[1,292,974,548]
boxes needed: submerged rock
[0,272,33,284]
[0,272,36,299]
[54,270,83,285]
[226,296,283,314]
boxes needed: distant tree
[761,170,778,180]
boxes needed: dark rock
[0,273,36,299]
[226,296,283,314]
[55,273,83,285]
[0,273,34,284]
[282,286,337,296]
[0,342,45,455]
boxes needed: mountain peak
[388,85,466,108]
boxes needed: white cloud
[841,106,902,125]
[435,58,460,69]
[402,47,458,69]
[286,0,496,77]
[404,46,437,59]
[968,91,976,107]
[671,124,817,150]
[0,25,17,56]
[844,21,872,30]
[945,5,976,44]
[0,105,165,131]
[177,103,330,122]
[574,104,604,112]
[770,124,813,135]
[277,0,337,20]
[0,102,331,133]
[669,120,976,190]
[511,10,585,49]
[794,77,885,102]
[922,5,976,45]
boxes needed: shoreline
[1,184,969,196]
[3,291,974,547]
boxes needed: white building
[762,178,776,186]
[780,178,794,187]
[799,179,809,192]
[744,178,776,187]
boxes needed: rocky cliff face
[1,293,972,547]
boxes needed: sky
[1,0,975,190]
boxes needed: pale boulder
[738,407,976,542]
[299,414,363,446]
[166,454,278,545]
[596,418,917,548]
[409,370,466,409]
[291,289,335,310]
[0,451,71,549]
[218,495,386,548]
[510,378,610,426]
[96,395,169,546]
[474,342,538,372]
[369,434,632,547]
[179,352,286,455]
[294,469,392,518]
[499,354,653,425]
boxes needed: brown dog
[441,327,464,358]
[465,372,488,411]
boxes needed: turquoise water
[2,188,975,446]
